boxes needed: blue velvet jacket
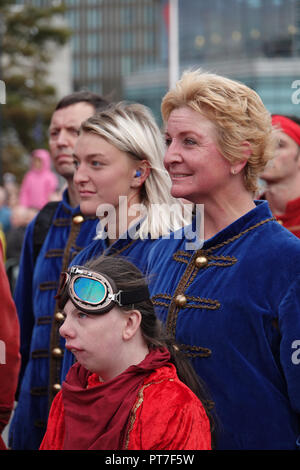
[146,201,300,450]
[9,190,98,450]
[60,231,159,382]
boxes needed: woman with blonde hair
[146,69,300,450]
[59,101,191,381]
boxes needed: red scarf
[272,115,300,146]
[62,348,171,450]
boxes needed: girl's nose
[59,315,75,339]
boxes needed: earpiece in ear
[135,170,142,177]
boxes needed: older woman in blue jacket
[146,69,300,450]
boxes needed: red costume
[275,196,300,238]
[0,244,21,450]
[40,348,211,450]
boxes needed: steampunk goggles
[56,265,150,315]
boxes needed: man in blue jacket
[9,91,108,450]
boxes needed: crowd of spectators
[0,170,61,291]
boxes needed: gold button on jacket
[175,294,187,307]
[195,255,208,268]
[52,347,63,358]
[73,215,84,224]
[55,312,65,323]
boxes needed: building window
[73,58,81,78]
[87,8,102,29]
[121,56,132,75]
[87,57,102,78]
[87,32,101,52]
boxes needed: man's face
[260,131,300,184]
[48,102,95,179]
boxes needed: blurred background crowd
[0,164,62,291]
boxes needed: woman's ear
[241,140,252,158]
[131,160,151,188]
[230,141,251,175]
[122,309,142,341]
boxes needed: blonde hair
[161,69,277,194]
[80,101,191,239]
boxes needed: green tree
[0,0,71,183]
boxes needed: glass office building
[65,0,162,99]
[126,0,300,120]
[15,0,300,119]
[15,0,162,100]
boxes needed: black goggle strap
[56,266,150,309]
[115,285,150,307]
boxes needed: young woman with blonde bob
[146,69,300,450]
[59,101,192,382]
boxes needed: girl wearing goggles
[40,255,213,450]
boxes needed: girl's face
[59,299,129,381]
[164,106,232,203]
[73,132,139,216]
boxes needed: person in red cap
[260,114,300,238]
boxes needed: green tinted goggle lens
[73,277,107,305]
[56,265,150,315]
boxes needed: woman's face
[73,132,139,216]
[164,106,232,203]
[59,299,128,380]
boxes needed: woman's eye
[184,137,196,145]
[91,160,102,167]
[73,160,79,169]
[165,137,172,147]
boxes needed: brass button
[175,294,187,308]
[55,312,65,323]
[73,215,84,224]
[277,219,283,225]
[195,255,208,268]
[53,383,61,393]
[52,347,63,358]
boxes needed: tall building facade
[15,0,162,100]
[126,0,300,120]
[14,0,300,118]
[65,0,162,100]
